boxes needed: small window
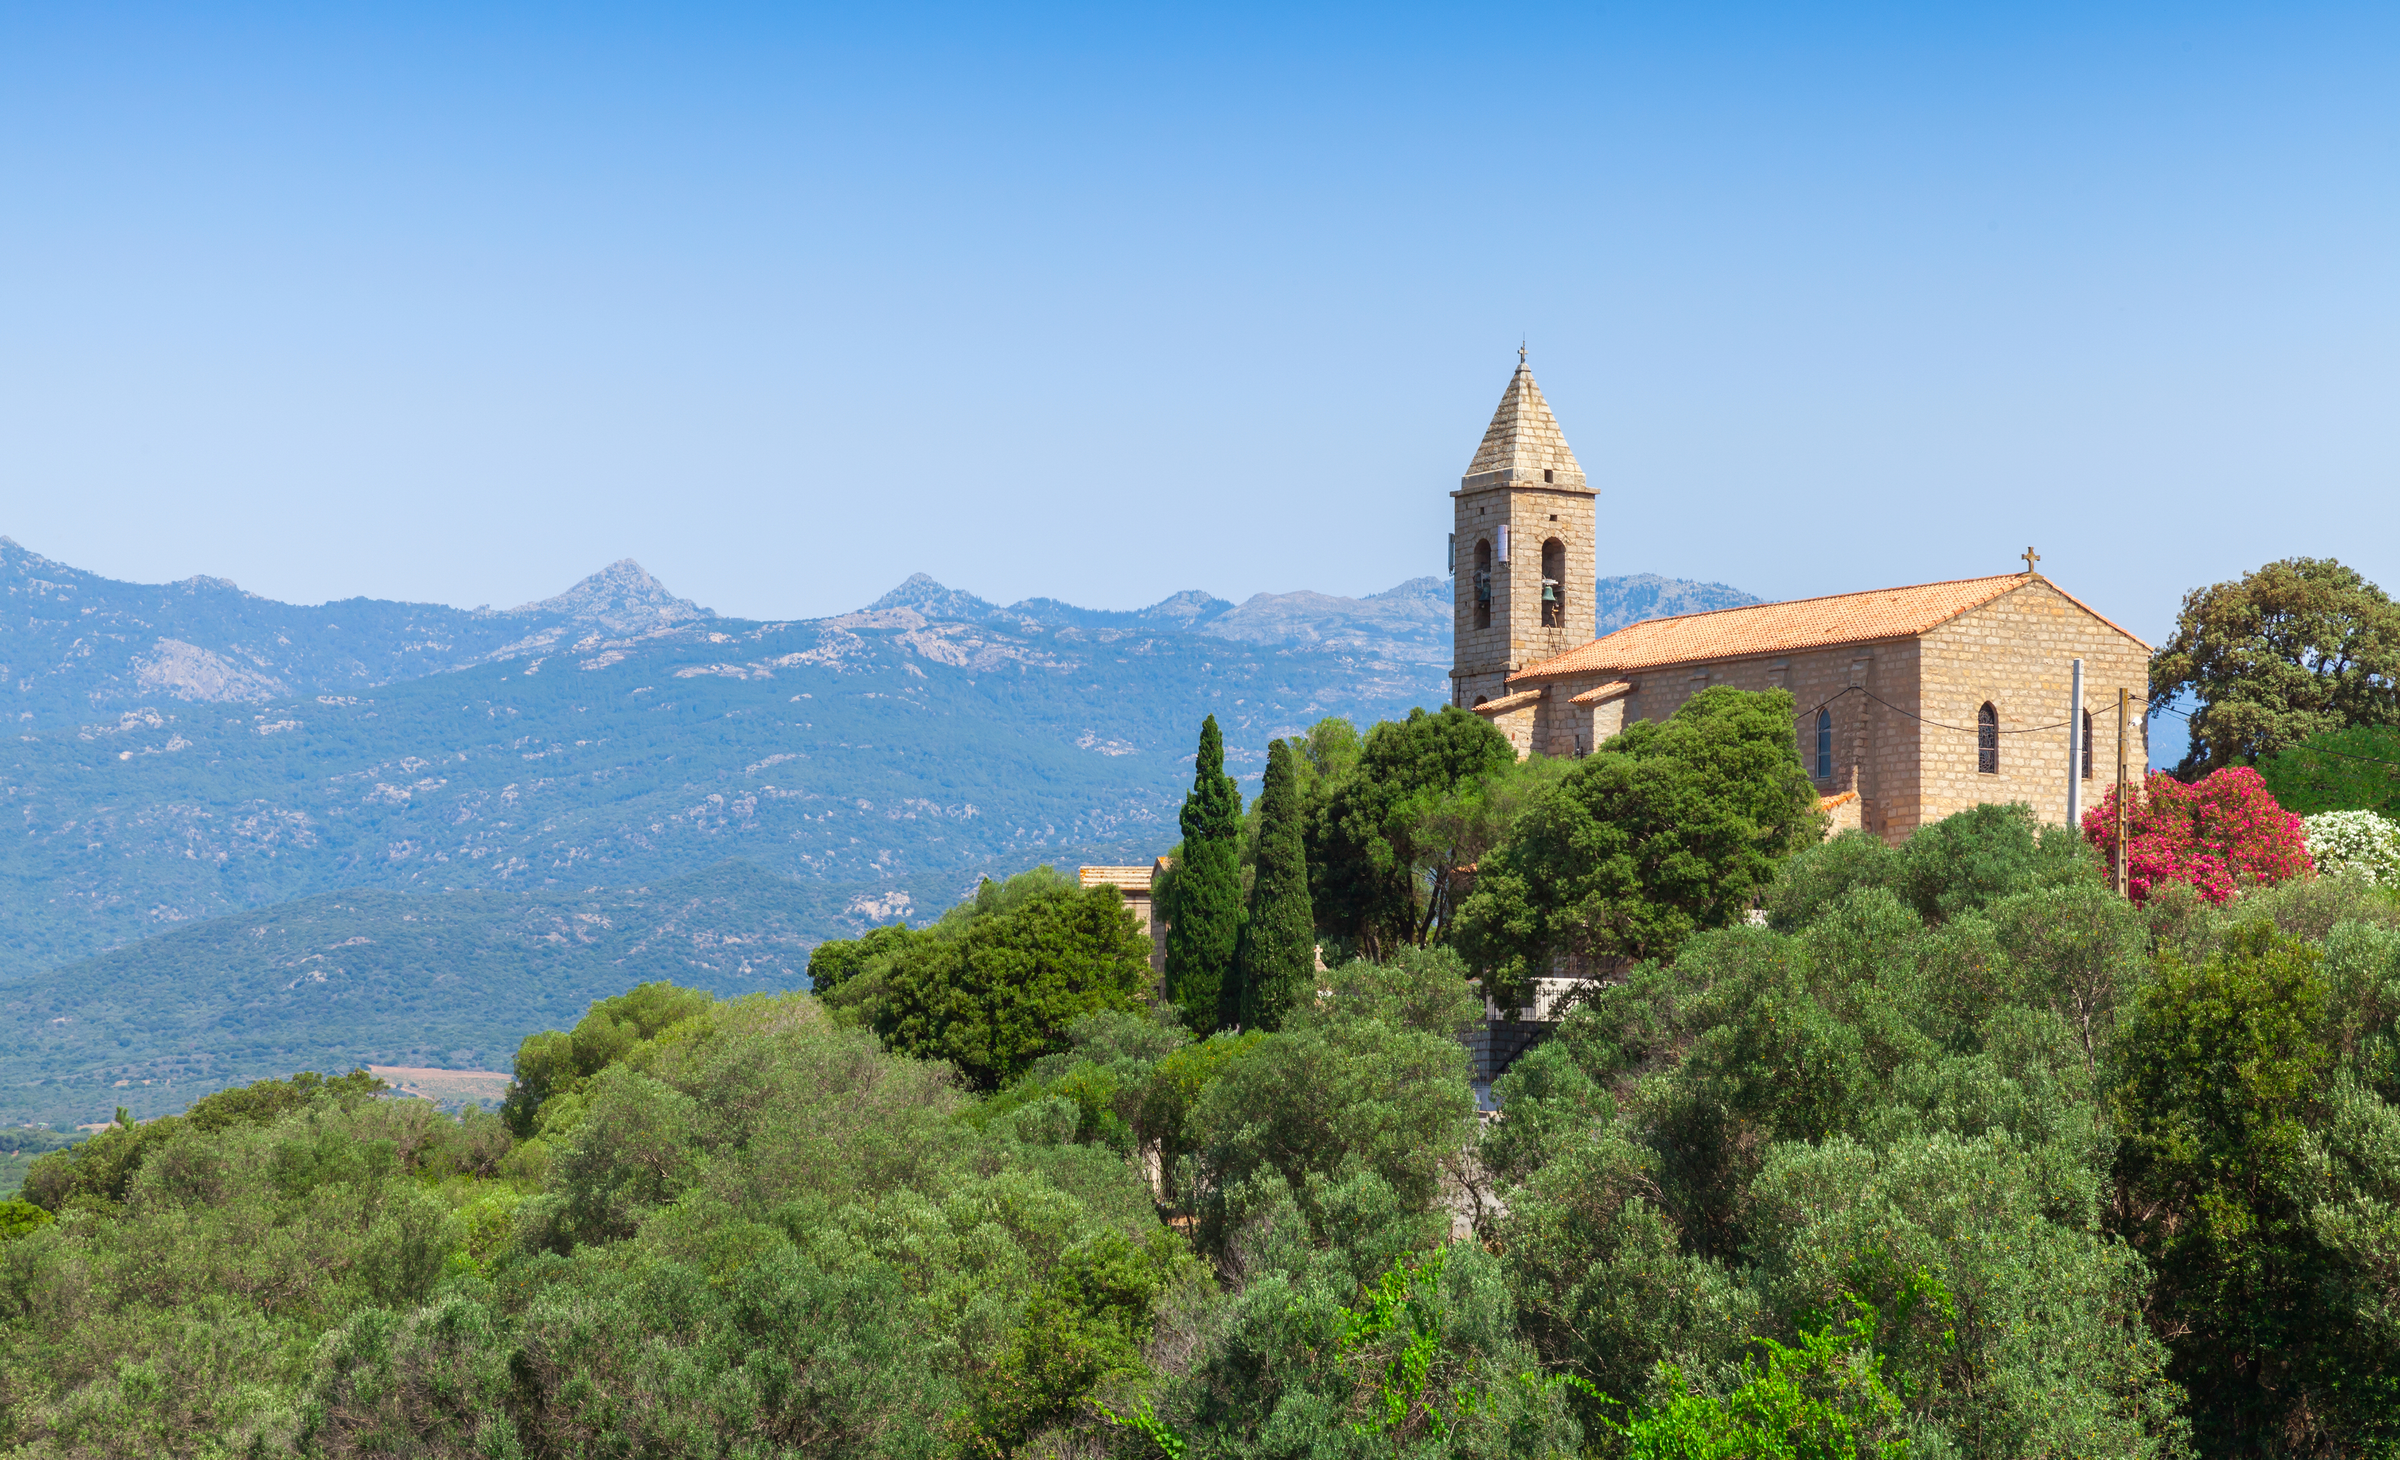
[1978,703,1999,774]
[1472,539,1493,630]
[1815,708,1833,780]
[2082,709,2094,779]
[1543,468,1554,483]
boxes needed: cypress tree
[1237,738,1316,1031]
[1166,714,1244,1030]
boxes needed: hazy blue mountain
[873,573,1240,633]
[0,562,1470,984]
[1591,573,1765,636]
[0,861,825,1128]
[0,548,1765,1127]
[0,537,714,716]
[1202,577,1451,665]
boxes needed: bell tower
[1451,350,1597,707]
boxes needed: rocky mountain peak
[511,559,715,634]
[866,574,1003,621]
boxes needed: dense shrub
[18,722,2400,1458]
[812,866,1153,1089]
[2082,766,2312,904]
[1453,687,1822,1002]
[2303,808,2400,885]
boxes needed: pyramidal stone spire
[1462,354,1586,491]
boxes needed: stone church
[1453,354,2150,843]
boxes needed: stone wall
[1078,863,1169,981]
[1451,482,1597,708]
[1505,579,2147,843]
[1915,582,2150,831]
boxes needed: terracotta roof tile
[1469,688,1544,716]
[1510,573,2148,684]
[1570,679,1633,705]
[1818,791,1859,811]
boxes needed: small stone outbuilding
[1078,861,1169,978]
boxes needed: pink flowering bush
[2081,765,2312,905]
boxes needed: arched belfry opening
[1540,538,1567,628]
[1473,539,1493,630]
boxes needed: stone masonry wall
[1530,641,1926,840]
[1452,483,1597,707]
[1915,582,2150,831]
[1513,578,2148,843]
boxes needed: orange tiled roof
[1510,572,2147,684]
[1470,688,1544,716]
[1818,791,1859,811]
[1570,679,1633,705]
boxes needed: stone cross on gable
[2021,546,2041,575]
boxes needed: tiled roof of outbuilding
[1469,688,1544,716]
[1569,679,1634,705]
[1079,866,1157,893]
[1509,572,2146,684]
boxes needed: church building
[1452,355,2150,843]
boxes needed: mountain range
[1,538,1756,1126]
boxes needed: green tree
[499,981,713,1136]
[21,1070,389,1211]
[1186,948,1480,1252]
[806,921,916,994]
[1406,751,1576,948]
[865,871,1155,1089]
[1453,687,1822,1004]
[0,1197,54,1241]
[1309,706,1519,957]
[1168,714,1246,1031]
[2150,557,2400,775]
[1237,738,1317,1032]
[1615,1313,1912,1460]
[1295,715,1365,810]
[2255,722,2400,815]
[2108,921,2400,1453]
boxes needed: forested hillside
[0,860,821,1129]
[9,658,2400,1453]
[11,821,2396,1455]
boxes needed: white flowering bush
[2301,809,2400,885]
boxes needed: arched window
[1815,707,1833,780]
[2082,709,2094,779]
[1473,539,1493,630]
[1977,702,1999,774]
[1540,538,1567,627]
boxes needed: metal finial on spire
[1518,339,1527,366]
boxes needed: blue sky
[3,2,2393,671]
